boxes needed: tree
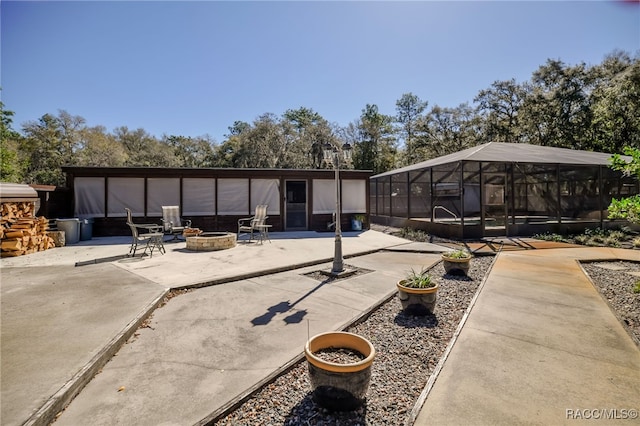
[608,146,640,223]
[20,111,85,186]
[164,135,216,168]
[519,59,594,149]
[0,99,25,182]
[419,103,481,159]
[354,104,396,173]
[474,79,525,143]
[75,125,128,167]
[395,93,427,165]
[283,107,334,169]
[114,126,179,167]
[590,51,640,153]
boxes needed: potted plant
[351,214,366,231]
[396,268,438,315]
[441,248,472,276]
[304,331,376,411]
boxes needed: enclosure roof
[372,142,625,178]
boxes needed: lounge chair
[237,205,269,242]
[125,208,165,257]
[161,205,192,241]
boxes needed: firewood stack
[1,201,56,257]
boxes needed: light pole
[323,142,352,275]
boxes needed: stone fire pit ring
[185,232,237,251]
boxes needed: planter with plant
[396,268,439,315]
[441,248,472,275]
[304,331,376,411]
[351,214,366,231]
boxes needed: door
[483,173,508,236]
[285,180,307,230]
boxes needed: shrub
[401,268,435,289]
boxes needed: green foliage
[442,249,472,259]
[402,268,435,289]
[353,104,396,173]
[633,281,640,294]
[398,227,431,242]
[533,232,566,242]
[535,227,635,248]
[395,93,427,165]
[608,194,640,225]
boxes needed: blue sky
[2,1,639,143]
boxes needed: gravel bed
[314,348,366,364]
[581,260,640,344]
[213,255,494,426]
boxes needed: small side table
[254,224,272,244]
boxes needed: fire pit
[185,232,237,251]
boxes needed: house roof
[372,142,626,178]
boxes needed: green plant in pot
[396,268,439,315]
[441,248,472,276]
[351,214,366,231]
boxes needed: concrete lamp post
[323,142,353,276]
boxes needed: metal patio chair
[125,208,165,257]
[161,205,192,241]
[237,204,269,242]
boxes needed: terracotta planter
[441,255,471,276]
[397,280,439,315]
[304,331,376,411]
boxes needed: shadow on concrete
[250,275,335,326]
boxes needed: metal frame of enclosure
[61,167,371,237]
[370,143,639,239]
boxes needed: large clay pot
[397,280,439,315]
[304,331,376,411]
[441,255,471,276]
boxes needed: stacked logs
[1,202,56,257]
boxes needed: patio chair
[161,205,192,241]
[238,204,268,242]
[125,208,165,257]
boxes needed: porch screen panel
[342,180,367,214]
[147,178,180,216]
[218,179,249,215]
[559,166,599,221]
[409,170,430,218]
[74,177,105,218]
[602,168,640,216]
[380,178,391,216]
[463,162,481,217]
[370,180,377,215]
[391,173,408,217]
[108,177,144,217]
[313,179,334,214]
[183,178,215,215]
[513,164,558,223]
[432,163,461,220]
[251,179,280,215]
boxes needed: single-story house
[61,167,371,237]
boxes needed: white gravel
[581,260,640,345]
[213,255,495,425]
[211,245,640,426]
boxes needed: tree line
[1,50,638,187]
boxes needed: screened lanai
[62,167,370,237]
[370,143,638,239]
